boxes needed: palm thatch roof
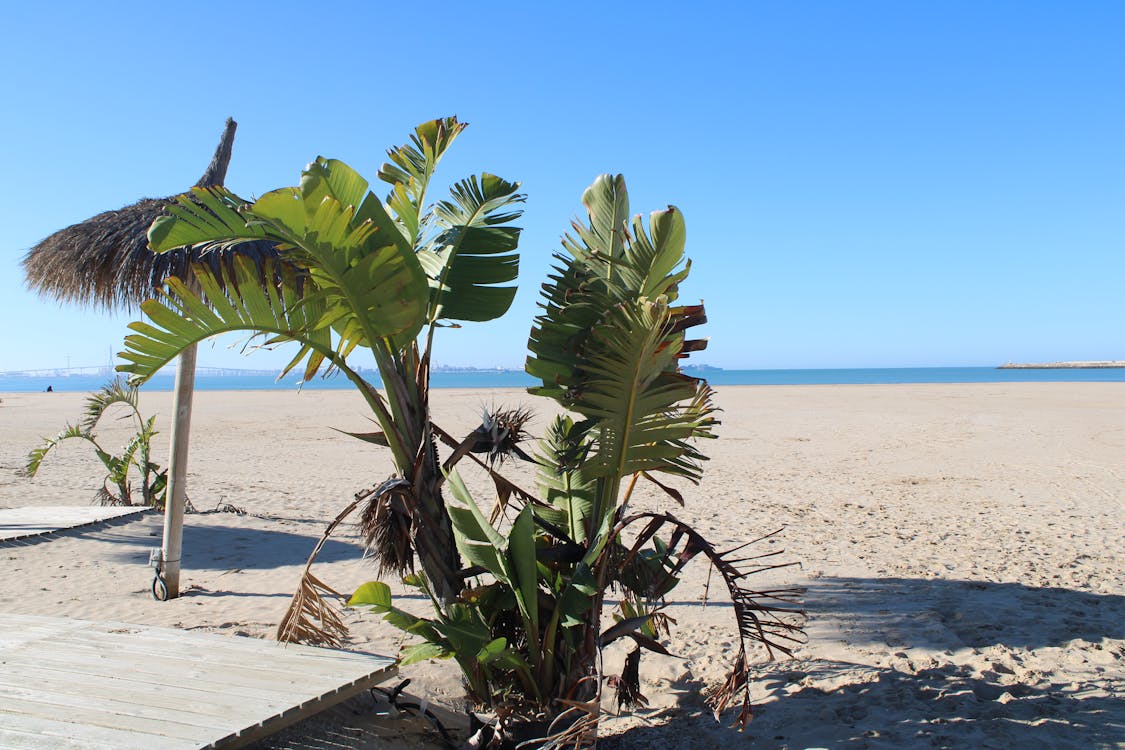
[22,119,281,311]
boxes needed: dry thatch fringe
[22,118,284,312]
[616,512,807,730]
[22,198,285,311]
[276,488,373,646]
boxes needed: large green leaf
[431,603,492,660]
[621,207,689,300]
[378,116,467,243]
[535,415,596,544]
[348,581,446,645]
[249,185,429,348]
[445,470,509,579]
[527,174,716,488]
[148,186,268,252]
[575,173,629,266]
[300,157,413,259]
[576,299,714,482]
[116,258,333,383]
[147,159,431,354]
[399,642,451,665]
[508,504,540,635]
[426,173,524,323]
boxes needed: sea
[2,367,1124,393]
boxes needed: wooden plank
[0,506,149,542]
[0,696,217,744]
[0,614,396,750]
[0,666,251,718]
[0,632,381,697]
[0,682,255,734]
[0,651,316,705]
[0,727,125,750]
[0,713,182,750]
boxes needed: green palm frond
[148,186,267,252]
[379,116,468,242]
[525,258,604,396]
[147,157,432,356]
[299,157,413,259]
[80,377,141,432]
[528,174,716,488]
[426,173,525,323]
[576,299,716,483]
[24,424,97,477]
[535,416,596,544]
[250,186,429,349]
[117,257,331,383]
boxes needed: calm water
[2,367,1123,393]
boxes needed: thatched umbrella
[22,118,278,599]
[23,119,279,307]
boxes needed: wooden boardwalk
[0,506,150,543]
[0,615,396,749]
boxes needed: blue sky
[2,1,1122,372]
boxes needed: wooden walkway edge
[0,614,396,749]
[0,506,150,544]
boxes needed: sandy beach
[1,383,1121,749]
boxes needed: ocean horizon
[2,366,1124,393]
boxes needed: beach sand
[1,383,1121,748]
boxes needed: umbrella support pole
[161,343,197,599]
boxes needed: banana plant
[24,378,167,508]
[350,175,805,747]
[117,118,525,615]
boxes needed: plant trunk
[409,422,462,606]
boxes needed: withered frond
[276,488,370,646]
[95,484,129,506]
[704,646,752,728]
[276,570,348,648]
[618,512,807,729]
[359,476,415,578]
[611,647,648,710]
[528,699,601,750]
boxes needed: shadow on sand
[79,511,366,570]
[601,663,1121,750]
[802,575,1123,651]
[602,576,1123,749]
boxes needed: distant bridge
[0,366,285,378]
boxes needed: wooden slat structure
[0,615,396,749]
[0,506,150,543]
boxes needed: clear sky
[2,1,1122,373]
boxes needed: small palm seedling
[24,378,168,508]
